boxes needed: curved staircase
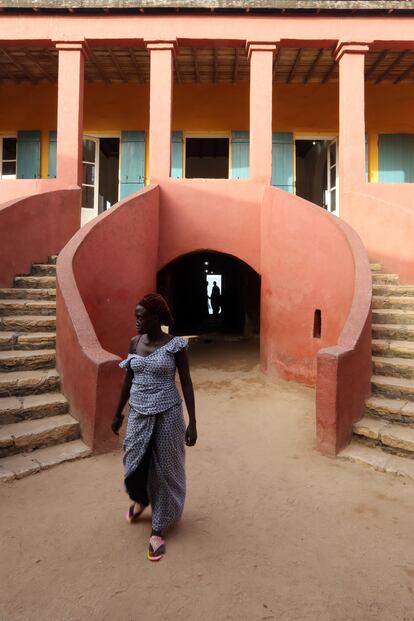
[0,257,90,482]
[340,263,414,480]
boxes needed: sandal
[147,535,166,561]
[125,503,145,524]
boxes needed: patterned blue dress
[119,336,188,532]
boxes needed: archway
[157,251,260,336]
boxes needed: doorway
[185,137,230,179]
[157,251,260,336]
[81,135,120,226]
[295,138,338,216]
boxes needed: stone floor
[1,339,413,621]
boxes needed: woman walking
[111,293,197,561]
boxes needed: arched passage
[157,251,261,336]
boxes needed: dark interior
[185,138,230,179]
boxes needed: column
[55,41,86,186]
[146,41,176,181]
[334,42,369,197]
[247,42,276,184]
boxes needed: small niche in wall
[313,309,322,338]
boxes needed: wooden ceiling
[0,46,414,84]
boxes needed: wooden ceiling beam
[193,48,199,82]
[394,60,414,84]
[322,60,336,84]
[287,48,302,84]
[24,49,55,81]
[365,49,388,80]
[272,47,280,80]
[214,47,218,83]
[89,51,110,83]
[233,48,239,83]
[375,50,407,83]
[304,48,323,84]
[108,48,128,82]
[0,48,37,83]
[128,47,144,83]
[174,57,181,84]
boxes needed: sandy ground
[1,338,414,621]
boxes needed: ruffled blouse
[119,336,188,416]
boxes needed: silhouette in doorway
[210,281,221,316]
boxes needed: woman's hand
[185,422,197,447]
[111,414,124,436]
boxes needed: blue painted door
[17,130,41,179]
[231,131,249,179]
[272,132,294,192]
[48,131,57,179]
[378,134,414,183]
[120,131,145,198]
[171,131,183,178]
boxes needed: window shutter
[272,132,294,193]
[231,131,249,179]
[48,131,57,179]
[17,130,41,179]
[120,131,146,199]
[378,134,414,183]
[171,131,183,178]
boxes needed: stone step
[49,255,58,265]
[0,288,56,300]
[0,315,56,333]
[372,309,414,325]
[371,273,400,284]
[353,415,414,457]
[14,276,56,289]
[0,349,55,372]
[372,295,414,310]
[373,284,414,297]
[373,355,414,380]
[0,414,80,458]
[0,392,69,425]
[339,441,414,481]
[31,264,56,276]
[371,374,414,400]
[372,323,414,342]
[0,439,91,482]
[370,263,383,272]
[0,368,60,397]
[0,332,56,351]
[365,395,414,426]
[372,338,414,359]
[0,299,56,316]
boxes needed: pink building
[1,1,414,479]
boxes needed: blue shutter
[17,130,41,179]
[120,131,145,199]
[48,131,57,179]
[378,134,414,183]
[272,132,294,193]
[231,131,249,179]
[171,131,183,178]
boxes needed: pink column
[146,41,176,181]
[247,42,276,185]
[55,41,85,186]
[335,42,369,199]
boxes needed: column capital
[246,41,278,61]
[54,40,90,57]
[145,40,178,57]
[333,42,370,62]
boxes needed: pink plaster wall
[56,186,159,452]
[0,187,80,287]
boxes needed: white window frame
[0,134,17,179]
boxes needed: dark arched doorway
[157,251,260,336]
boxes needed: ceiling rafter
[108,48,128,82]
[322,59,336,84]
[174,57,181,84]
[193,48,199,82]
[0,48,37,83]
[394,60,414,84]
[304,48,323,83]
[214,47,218,83]
[24,49,55,81]
[365,49,388,80]
[89,51,110,83]
[233,48,239,83]
[375,50,408,83]
[127,47,144,83]
[287,48,302,83]
[272,48,280,80]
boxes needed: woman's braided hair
[138,293,174,327]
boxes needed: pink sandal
[148,535,166,561]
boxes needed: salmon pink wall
[56,186,159,451]
[0,187,80,287]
